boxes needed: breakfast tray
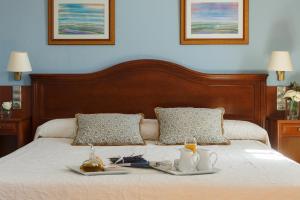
[150,164,220,176]
[67,165,129,176]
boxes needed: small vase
[286,100,300,120]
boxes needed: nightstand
[277,120,300,163]
[0,117,31,156]
[266,115,284,149]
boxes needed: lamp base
[12,86,22,109]
[14,72,22,81]
[276,71,285,81]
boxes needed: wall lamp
[268,51,294,111]
[6,51,32,109]
[7,51,32,81]
[268,51,293,81]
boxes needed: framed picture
[48,0,115,45]
[180,0,248,45]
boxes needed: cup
[196,148,218,171]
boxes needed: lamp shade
[7,51,32,72]
[268,51,293,72]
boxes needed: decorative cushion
[72,113,145,146]
[140,119,159,141]
[155,107,230,145]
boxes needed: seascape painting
[49,0,115,45]
[181,0,248,45]
[191,2,239,34]
[58,3,105,35]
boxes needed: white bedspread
[0,139,300,200]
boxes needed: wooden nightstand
[266,115,284,149]
[0,117,31,156]
[277,120,300,163]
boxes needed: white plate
[151,165,220,176]
[67,165,129,176]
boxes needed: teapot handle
[194,152,200,165]
[209,152,218,168]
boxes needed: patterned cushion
[155,107,230,145]
[72,113,145,146]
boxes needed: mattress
[0,138,300,200]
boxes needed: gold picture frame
[48,0,115,45]
[180,0,249,45]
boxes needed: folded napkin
[109,155,150,168]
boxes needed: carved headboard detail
[31,59,267,134]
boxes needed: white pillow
[34,118,77,140]
[34,118,160,141]
[141,119,270,145]
[140,119,159,141]
[34,118,269,146]
[223,120,270,146]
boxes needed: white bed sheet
[0,138,300,200]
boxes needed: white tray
[151,165,220,176]
[67,165,129,176]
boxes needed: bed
[1,137,300,200]
[1,59,300,200]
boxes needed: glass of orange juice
[184,137,197,153]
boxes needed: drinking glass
[184,137,197,153]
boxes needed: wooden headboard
[30,59,267,134]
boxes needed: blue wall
[0,0,299,86]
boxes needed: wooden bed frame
[30,59,267,135]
